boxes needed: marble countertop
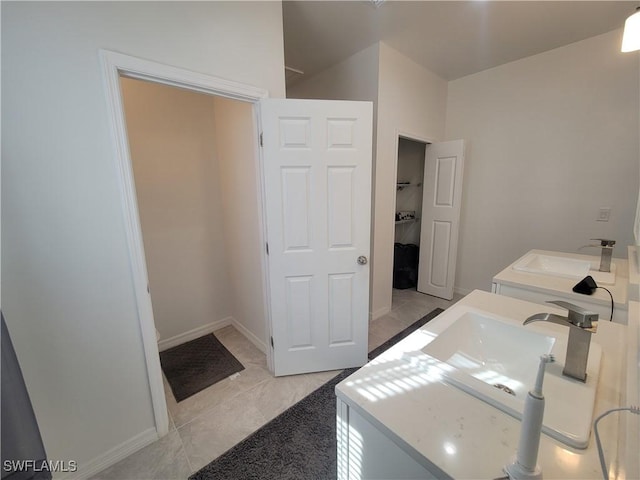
[493,249,629,310]
[336,290,627,479]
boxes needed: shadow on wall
[2,312,54,480]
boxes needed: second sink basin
[513,252,616,285]
[420,306,602,449]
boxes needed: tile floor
[91,289,462,480]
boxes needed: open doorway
[120,77,267,355]
[393,137,428,291]
[119,76,273,428]
[392,136,466,301]
[102,50,374,440]
[100,49,275,436]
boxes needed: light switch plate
[597,207,611,222]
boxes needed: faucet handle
[546,300,598,328]
[590,238,616,247]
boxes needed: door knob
[357,256,368,265]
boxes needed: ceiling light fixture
[621,6,640,52]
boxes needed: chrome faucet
[523,300,598,382]
[580,238,616,272]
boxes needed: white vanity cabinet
[335,291,627,479]
[336,399,442,479]
[492,249,629,324]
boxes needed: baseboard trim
[231,318,267,354]
[57,427,158,480]
[370,306,391,321]
[157,317,233,352]
[453,286,474,297]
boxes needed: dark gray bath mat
[190,307,443,480]
[160,334,244,402]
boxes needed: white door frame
[100,49,272,436]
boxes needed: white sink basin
[513,252,616,285]
[420,307,602,449]
[423,311,556,399]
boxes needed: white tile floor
[91,289,462,480]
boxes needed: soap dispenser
[504,354,554,480]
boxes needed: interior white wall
[1,1,284,477]
[446,29,639,294]
[121,78,233,341]
[213,97,268,351]
[286,43,380,103]
[371,43,448,319]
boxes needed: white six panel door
[260,99,373,376]
[417,140,465,300]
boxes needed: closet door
[417,140,465,300]
[260,99,373,376]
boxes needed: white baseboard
[70,318,266,479]
[453,286,474,297]
[370,306,391,321]
[157,317,233,352]
[56,428,158,480]
[231,318,268,354]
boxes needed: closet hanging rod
[285,66,304,75]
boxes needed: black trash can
[393,243,419,289]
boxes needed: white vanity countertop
[336,290,627,479]
[493,249,629,310]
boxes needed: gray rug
[189,307,443,480]
[160,334,244,402]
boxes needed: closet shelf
[395,218,420,225]
[396,182,422,191]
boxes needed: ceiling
[283,1,637,86]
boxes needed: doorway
[393,137,428,291]
[120,77,268,354]
[101,50,272,436]
[392,135,466,301]
[102,51,374,439]
[118,76,273,430]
